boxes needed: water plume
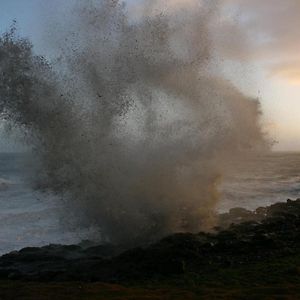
[0,1,268,244]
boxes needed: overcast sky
[225,0,300,151]
[0,0,300,151]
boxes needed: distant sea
[0,152,300,254]
[218,152,300,211]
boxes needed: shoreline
[0,198,300,298]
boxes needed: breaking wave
[0,0,269,244]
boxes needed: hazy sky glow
[0,0,299,151]
[218,0,300,151]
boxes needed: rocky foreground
[1,199,300,286]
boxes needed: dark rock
[1,199,300,283]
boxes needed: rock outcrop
[1,199,300,283]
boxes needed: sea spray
[0,0,268,244]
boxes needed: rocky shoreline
[1,199,300,284]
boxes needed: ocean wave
[0,178,14,191]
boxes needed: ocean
[0,152,300,255]
[0,153,98,255]
[218,152,300,211]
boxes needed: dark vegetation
[1,199,300,299]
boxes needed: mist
[0,0,268,244]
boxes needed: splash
[0,1,268,244]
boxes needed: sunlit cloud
[270,61,300,85]
[218,0,300,84]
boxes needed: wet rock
[0,199,300,283]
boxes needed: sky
[0,0,299,151]
[218,0,300,151]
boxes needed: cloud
[270,61,300,85]
[218,0,300,84]
[128,0,300,84]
